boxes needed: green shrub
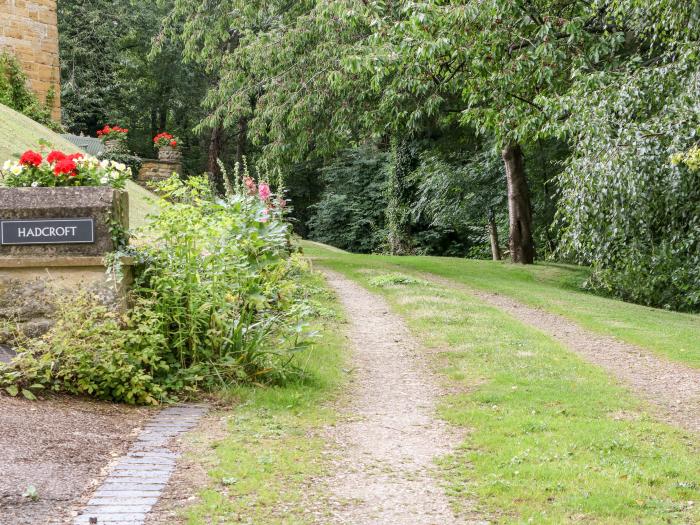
[98,151,143,179]
[556,58,700,311]
[0,52,60,132]
[0,172,316,404]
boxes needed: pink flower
[258,183,271,201]
[243,176,256,195]
[259,208,270,223]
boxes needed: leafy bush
[555,57,700,311]
[0,172,315,403]
[0,52,60,132]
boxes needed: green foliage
[2,294,169,404]
[0,174,315,403]
[386,137,418,255]
[308,147,389,253]
[59,0,210,173]
[554,48,700,311]
[0,52,59,131]
[412,145,506,258]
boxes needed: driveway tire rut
[315,270,482,525]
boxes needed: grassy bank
[302,242,700,368]
[309,248,700,524]
[176,271,348,524]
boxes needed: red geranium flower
[19,150,42,167]
[46,150,67,164]
[53,158,77,177]
[67,153,84,161]
[170,140,177,147]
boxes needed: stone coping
[0,256,134,268]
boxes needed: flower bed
[0,149,130,188]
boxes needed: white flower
[31,181,39,187]
[110,161,127,172]
[100,159,110,169]
[100,176,109,184]
[10,164,24,175]
[2,160,12,171]
[111,172,119,179]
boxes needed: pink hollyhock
[244,176,256,195]
[19,150,42,167]
[258,183,271,200]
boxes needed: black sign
[0,218,95,245]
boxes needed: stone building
[0,0,61,120]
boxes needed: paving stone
[98,483,166,492]
[93,490,163,498]
[75,513,147,523]
[73,403,207,525]
[112,462,174,469]
[83,504,154,514]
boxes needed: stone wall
[0,187,130,342]
[0,0,61,120]
[138,159,182,184]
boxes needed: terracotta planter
[157,145,181,162]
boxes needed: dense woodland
[51,0,699,311]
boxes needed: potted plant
[153,132,181,162]
[97,125,129,153]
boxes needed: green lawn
[309,247,700,524]
[303,242,700,368]
[176,270,348,524]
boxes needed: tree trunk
[158,105,167,133]
[488,212,502,261]
[207,123,225,194]
[502,142,535,264]
[235,116,248,170]
[386,136,416,255]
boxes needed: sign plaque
[0,218,95,245]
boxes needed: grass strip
[178,270,347,524]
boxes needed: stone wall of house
[0,0,61,120]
